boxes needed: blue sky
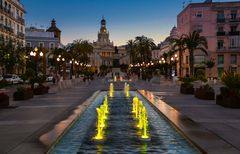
[21,0,239,45]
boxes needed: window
[230,26,237,32]
[195,25,203,33]
[218,68,224,79]
[217,11,224,19]
[39,42,44,48]
[229,38,238,48]
[196,11,202,18]
[217,55,224,65]
[50,43,55,49]
[217,40,224,49]
[231,10,237,20]
[186,56,189,64]
[26,42,31,47]
[194,55,205,64]
[231,54,237,64]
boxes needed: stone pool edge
[39,90,101,154]
[138,90,240,154]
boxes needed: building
[25,19,61,49]
[0,0,25,45]
[91,17,129,72]
[177,0,240,78]
[25,19,61,74]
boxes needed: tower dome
[170,26,178,38]
[101,17,106,26]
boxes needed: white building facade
[0,0,25,45]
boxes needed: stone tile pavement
[0,77,108,154]
[133,79,240,153]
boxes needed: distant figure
[52,76,56,84]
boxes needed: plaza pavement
[1,76,240,153]
[0,77,107,154]
[133,79,240,153]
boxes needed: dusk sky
[22,0,238,46]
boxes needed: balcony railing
[229,18,240,23]
[217,18,225,23]
[229,46,240,50]
[17,16,25,24]
[216,31,225,36]
[216,47,226,51]
[17,32,25,39]
[229,31,240,36]
[4,26,14,33]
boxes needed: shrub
[0,93,9,107]
[0,79,9,89]
[13,87,33,101]
[195,84,215,100]
[221,71,240,94]
[195,69,207,83]
[34,85,49,95]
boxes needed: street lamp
[56,55,67,80]
[30,47,43,75]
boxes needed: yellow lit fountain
[124,82,130,97]
[94,96,109,140]
[132,97,150,139]
[114,75,117,82]
[109,83,114,97]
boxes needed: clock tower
[98,17,110,44]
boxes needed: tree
[184,31,208,76]
[126,40,137,64]
[171,36,186,77]
[134,36,156,63]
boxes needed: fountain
[124,82,130,97]
[49,91,200,154]
[94,95,109,140]
[132,97,150,139]
[109,83,114,97]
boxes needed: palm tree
[134,36,156,63]
[69,39,93,77]
[171,36,186,77]
[184,31,208,76]
[126,40,137,65]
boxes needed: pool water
[49,91,200,154]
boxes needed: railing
[17,16,25,24]
[229,31,240,36]
[216,31,225,36]
[229,18,240,23]
[216,47,226,51]
[229,46,240,50]
[217,18,225,23]
[17,32,25,39]
[4,26,14,33]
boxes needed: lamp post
[171,53,178,77]
[30,47,43,76]
[57,55,66,80]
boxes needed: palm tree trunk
[179,50,183,77]
[189,50,194,76]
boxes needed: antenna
[182,1,185,8]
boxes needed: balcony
[216,47,226,51]
[4,26,14,33]
[17,32,25,39]
[229,18,240,23]
[216,31,225,36]
[217,18,225,23]
[229,31,240,36]
[17,17,25,24]
[229,46,240,51]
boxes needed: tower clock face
[104,29,106,32]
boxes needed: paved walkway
[1,77,240,153]
[0,77,107,154]
[133,79,240,153]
